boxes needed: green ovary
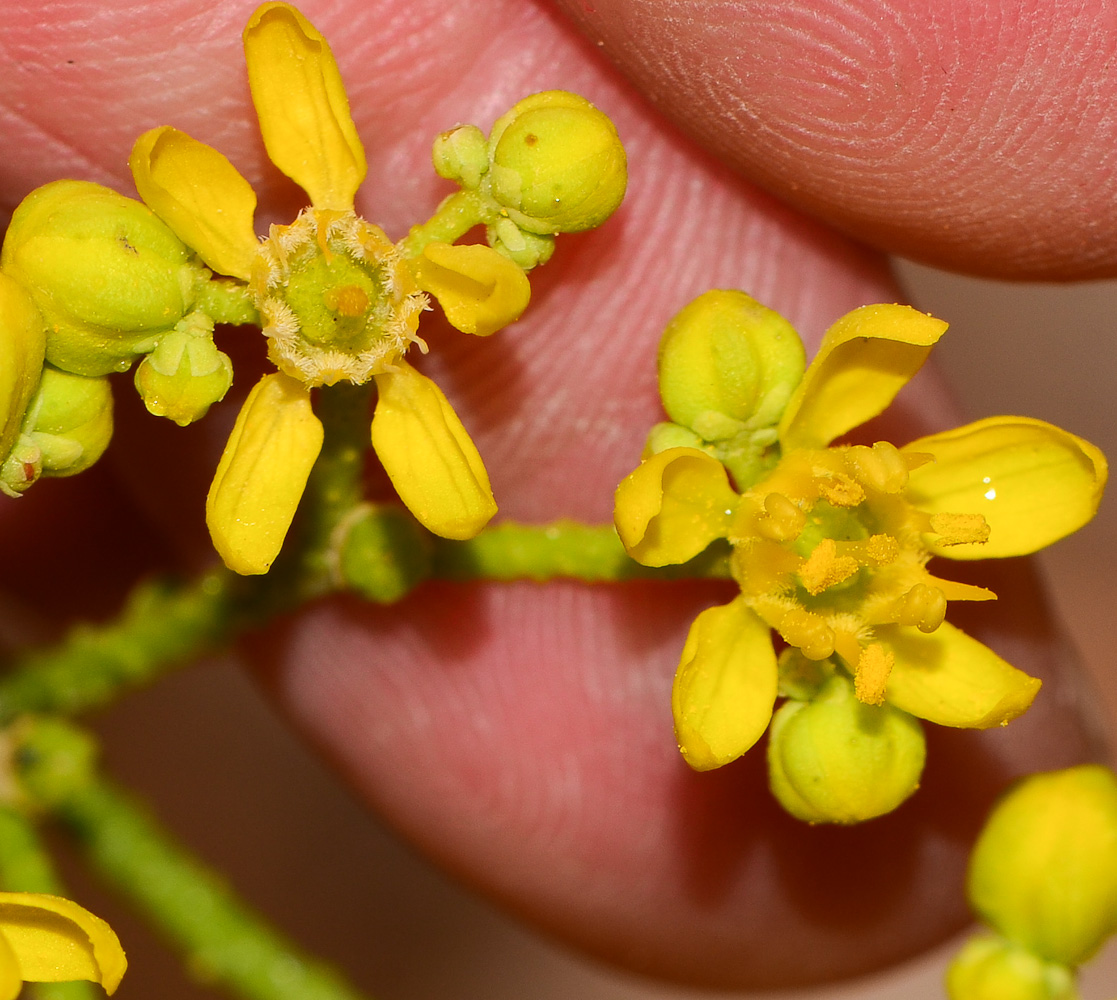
[284,253,382,353]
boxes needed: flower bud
[767,672,926,823]
[0,273,46,465]
[24,365,114,477]
[487,90,626,234]
[967,765,1117,966]
[658,290,807,440]
[432,124,489,190]
[946,935,1078,1000]
[336,504,432,603]
[134,314,232,425]
[2,180,204,376]
[485,218,554,271]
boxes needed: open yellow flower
[0,891,126,998]
[616,299,1107,773]
[129,2,529,574]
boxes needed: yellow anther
[895,582,948,633]
[930,511,991,546]
[863,533,900,565]
[845,441,909,493]
[779,608,836,660]
[756,491,806,541]
[799,538,860,595]
[854,643,894,705]
[818,472,865,507]
[324,284,369,317]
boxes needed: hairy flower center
[728,440,990,702]
[249,208,427,387]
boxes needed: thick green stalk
[194,279,259,327]
[0,573,240,722]
[53,778,373,1000]
[399,190,484,257]
[430,520,732,583]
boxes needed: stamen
[818,473,865,507]
[894,582,948,633]
[756,491,806,541]
[930,511,991,545]
[799,538,859,595]
[845,441,909,493]
[854,644,894,705]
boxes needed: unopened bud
[2,180,204,376]
[657,291,806,441]
[432,124,489,190]
[487,90,626,234]
[486,218,554,271]
[0,273,46,465]
[24,365,114,477]
[134,314,232,425]
[767,672,926,823]
[946,935,1077,1000]
[967,765,1117,966]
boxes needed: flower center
[250,208,427,387]
[728,440,990,702]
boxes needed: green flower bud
[1,180,205,376]
[643,421,705,456]
[0,273,46,466]
[946,935,1079,1000]
[487,90,626,234]
[134,314,232,426]
[767,672,926,824]
[432,124,489,190]
[967,765,1117,966]
[486,217,554,271]
[658,290,807,440]
[336,504,432,603]
[24,365,114,477]
[11,716,98,810]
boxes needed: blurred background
[67,263,1117,1000]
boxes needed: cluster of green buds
[0,1,628,580]
[615,291,1106,824]
[948,765,1117,999]
[428,89,626,269]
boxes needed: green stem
[194,278,259,327]
[56,777,373,1000]
[0,573,243,722]
[0,809,97,1000]
[430,519,732,583]
[399,189,485,257]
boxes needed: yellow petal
[0,932,20,1000]
[613,447,738,567]
[904,416,1107,560]
[206,372,324,575]
[371,362,495,539]
[0,892,126,993]
[673,597,778,770]
[243,3,366,211]
[411,242,530,337]
[129,127,259,281]
[882,621,1041,728]
[779,304,948,449]
[0,274,46,460]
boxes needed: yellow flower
[616,298,1107,774]
[0,891,126,998]
[128,2,530,574]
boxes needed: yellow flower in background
[0,891,126,998]
[129,2,531,574]
[616,294,1107,782]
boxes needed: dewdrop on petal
[486,91,627,235]
[2,180,206,376]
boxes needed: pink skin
[0,0,1106,988]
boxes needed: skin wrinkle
[555,0,1117,277]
